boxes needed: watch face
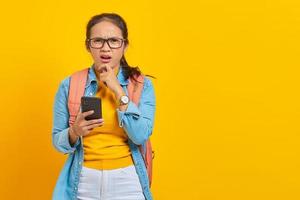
[121,95,129,104]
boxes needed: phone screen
[81,96,102,120]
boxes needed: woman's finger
[79,110,94,120]
[82,118,104,126]
[83,122,104,131]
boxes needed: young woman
[52,13,155,200]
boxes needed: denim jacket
[52,65,155,200]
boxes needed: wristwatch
[119,95,129,106]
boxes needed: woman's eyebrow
[91,35,122,38]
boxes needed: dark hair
[85,13,153,81]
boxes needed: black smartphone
[81,96,102,120]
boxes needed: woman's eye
[93,38,103,43]
[109,38,119,43]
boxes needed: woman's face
[88,21,127,73]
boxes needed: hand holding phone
[69,110,104,144]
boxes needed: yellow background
[0,0,299,199]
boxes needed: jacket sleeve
[117,77,156,145]
[52,77,80,154]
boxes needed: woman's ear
[85,40,91,52]
[86,44,91,53]
[123,44,128,53]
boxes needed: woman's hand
[98,65,124,95]
[97,65,128,111]
[69,110,104,145]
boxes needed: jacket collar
[86,64,129,88]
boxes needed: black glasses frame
[87,37,126,49]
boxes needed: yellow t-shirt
[83,71,133,170]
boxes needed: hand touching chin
[95,63,111,73]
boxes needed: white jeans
[77,165,145,200]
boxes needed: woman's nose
[101,41,111,51]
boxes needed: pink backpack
[67,68,154,187]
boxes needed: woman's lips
[100,55,112,63]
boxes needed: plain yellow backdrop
[0,0,300,199]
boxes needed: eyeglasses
[87,37,125,49]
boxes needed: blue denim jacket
[52,65,155,200]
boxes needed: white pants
[77,165,145,200]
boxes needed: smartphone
[81,96,102,120]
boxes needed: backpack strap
[127,75,144,106]
[68,68,89,126]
